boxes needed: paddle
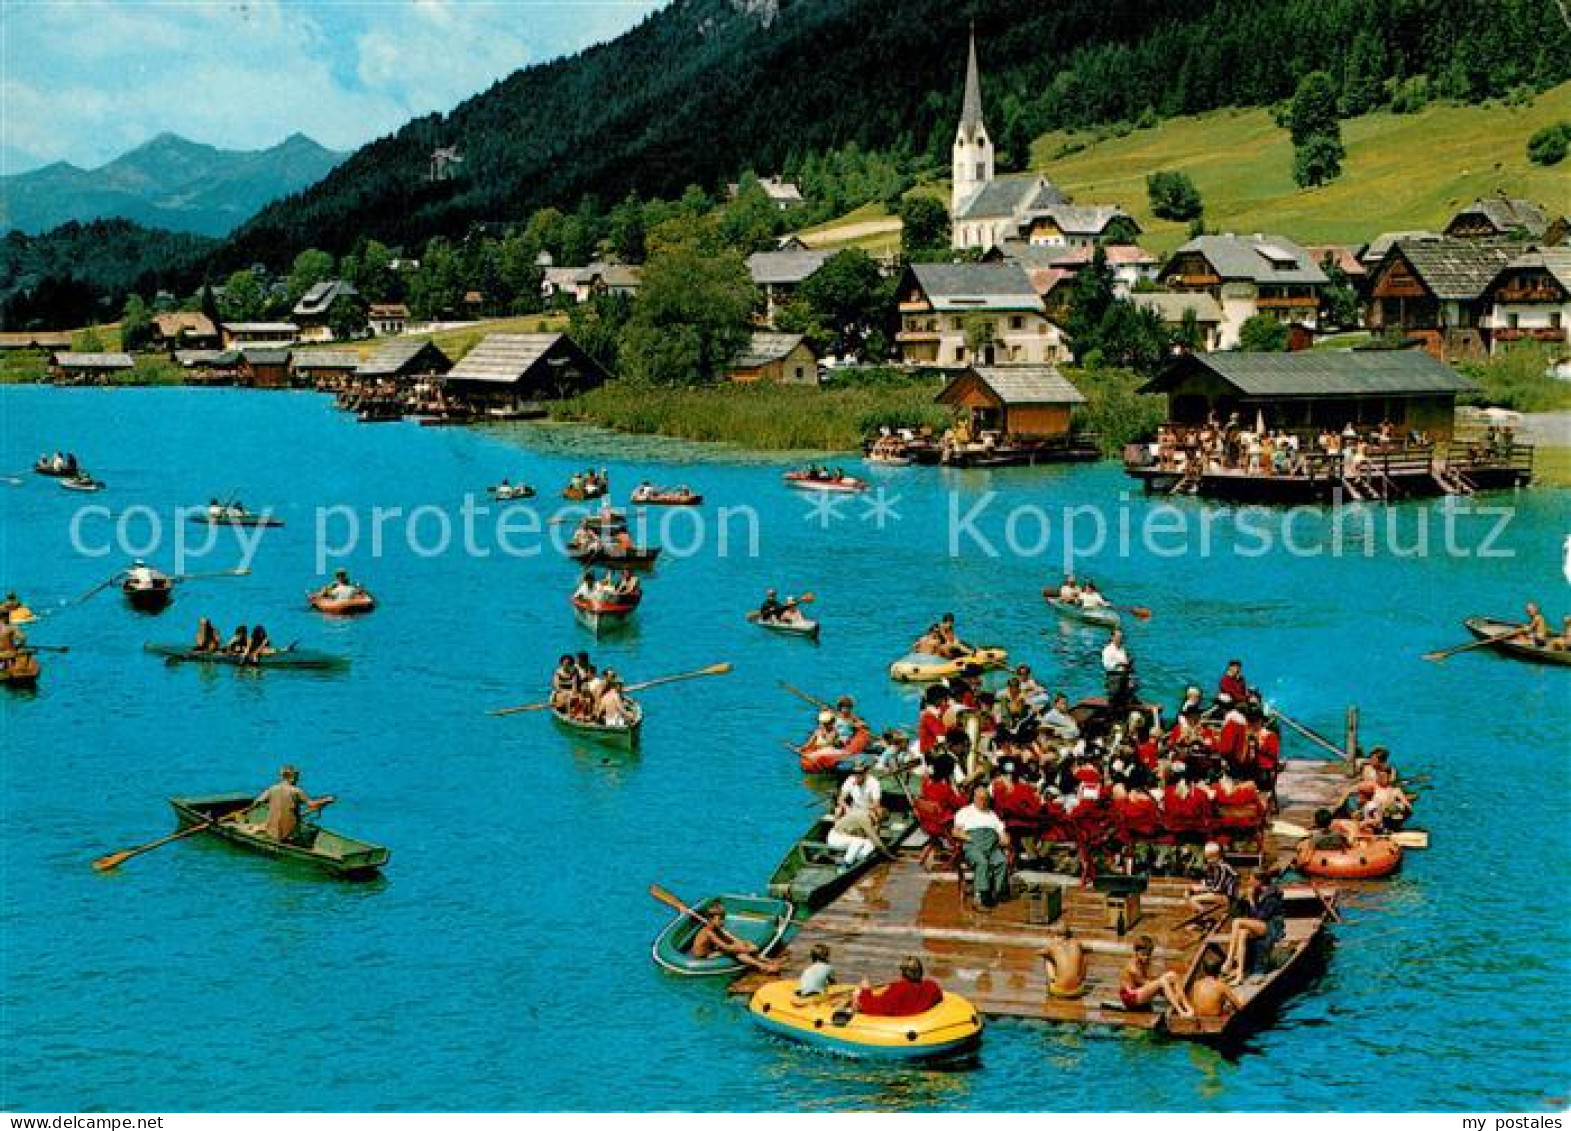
[93,820,216,872]
[173,568,251,583]
[1423,629,1522,663]
[489,662,731,716]
[1111,605,1153,620]
[69,573,122,607]
[778,680,869,731]
[22,644,70,654]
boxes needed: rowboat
[865,452,913,467]
[60,474,105,492]
[561,481,609,501]
[308,590,377,616]
[488,483,536,501]
[144,642,348,670]
[630,488,702,506]
[767,810,917,913]
[169,793,389,880]
[746,610,821,641]
[0,651,41,689]
[572,593,641,635]
[783,470,867,493]
[1045,594,1121,628]
[1462,616,1571,667]
[122,575,174,612]
[566,543,661,571]
[551,701,642,748]
[748,980,982,1061]
[1161,884,1331,1044]
[798,726,871,775]
[651,893,794,976]
[888,647,1008,683]
[188,509,284,528]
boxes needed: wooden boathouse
[912,365,1099,466]
[1124,349,1533,503]
[733,748,1359,1034]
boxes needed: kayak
[1045,595,1121,628]
[123,576,174,612]
[767,810,917,913]
[1462,616,1571,668]
[309,590,376,616]
[169,793,389,880]
[888,648,1008,683]
[551,702,642,748]
[61,475,105,492]
[747,979,983,1061]
[144,643,348,670]
[784,471,867,493]
[651,893,794,977]
[746,610,821,641]
[798,726,872,775]
[189,511,284,528]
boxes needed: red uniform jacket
[858,978,944,1017]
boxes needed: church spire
[959,23,984,138]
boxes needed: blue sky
[0,0,667,173]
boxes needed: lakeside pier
[732,752,1355,1029]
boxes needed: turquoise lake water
[1,386,1568,1111]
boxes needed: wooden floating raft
[732,755,1356,1037]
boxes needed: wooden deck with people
[731,753,1353,1029]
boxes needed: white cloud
[0,0,665,170]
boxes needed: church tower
[950,27,993,240]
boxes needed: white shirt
[839,776,882,813]
[1101,641,1129,672]
[1079,590,1109,609]
[952,804,1005,837]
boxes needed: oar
[648,884,753,951]
[1272,818,1313,839]
[69,573,122,606]
[1268,707,1346,760]
[778,679,869,731]
[22,644,70,654]
[1423,629,1521,663]
[1111,605,1152,620]
[489,662,731,716]
[93,820,216,872]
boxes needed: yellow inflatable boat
[746,980,983,1060]
[887,648,1007,683]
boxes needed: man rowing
[757,589,804,625]
[251,764,334,845]
[689,903,782,974]
[316,569,364,603]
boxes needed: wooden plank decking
[732,754,1356,1028]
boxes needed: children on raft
[549,653,637,726]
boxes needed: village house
[150,312,220,353]
[1481,247,1571,356]
[570,262,642,304]
[1305,245,1368,293]
[935,364,1086,442]
[726,175,804,211]
[355,338,453,385]
[727,332,819,384]
[896,262,1068,367]
[173,349,240,385]
[1444,196,1550,242]
[1364,238,1514,361]
[236,348,293,389]
[49,352,135,385]
[1358,231,1439,275]
[746,248,833,323]
[222,322,299,349]
[1017,204,1139,251]
[1139,348,1475,442]
[1130,291,1226,352]
[995,242,1159,295]
[292,280,365,342]
[1158,234,1327,349]
[441,333,610,414]
[368,303,410,337]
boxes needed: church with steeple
[949,30,1132,254]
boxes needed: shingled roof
[1486,247,1571,296]
[1387,238,1515,300]
[291,350,362,371]
[955,174,1065,221]
[51,352,134,369]
[1170,234,1327,285]
[1446,197,1549,239]
[905,263,1043,312]
[746,248,833,286]
[944,365,1086,406]
[732,332,810,369]
[1142,349,1477,398]
[1131,291,1224,324]
[356,338,452,379]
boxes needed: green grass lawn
[804,84,1571,256]
[1532,446,1571,487]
